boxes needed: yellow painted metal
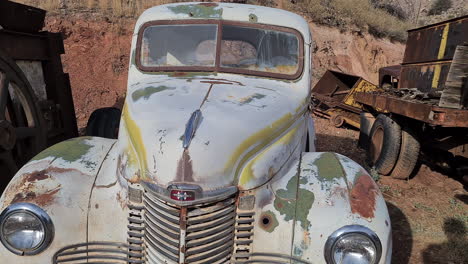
[342,79,381,109]
[122,103,148,178]
[225,105,308,180]
[432,24,450,89]
[239,124,300,185]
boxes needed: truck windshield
[141,24,218,67]
[138,21,302,79]
[220,25,299,75]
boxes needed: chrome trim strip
[183,109,202,149]
[324,225,382,264]
[0,203,54,256]
[141,181,238,206]
[53,241,144,264]
[233,252,313,264]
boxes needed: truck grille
[53,242,144,263]
[143,191,237,264]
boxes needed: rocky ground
[315,117,468,264]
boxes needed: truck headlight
[325,225,382,264]
[0,203,54,255]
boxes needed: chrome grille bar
[143,188,237,264]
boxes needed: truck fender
[0,137,116,262]
[292,152,392,263]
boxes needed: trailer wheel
[331,114,345,128]
[391,127,420,179]
[368,114,401,175]
[0,52,46,182]
[86,107,121,139]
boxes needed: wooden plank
[439,45,468,109]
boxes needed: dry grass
[295,0,410,41]
[14,0,178,17]
[14,0,410,41]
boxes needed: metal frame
[0,203,54,256]
[135,19,305,80]
[324,225,382,264]
[355,92,468,127]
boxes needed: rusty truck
[356,15,468,180]
[312,15,468,180]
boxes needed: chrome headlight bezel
[324,225,382,264]
[0,203,54,255]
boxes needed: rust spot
[11,188,61,207]
[349,173,378,219]
[261,215,272,227]
[198,2,218,7]
[200,81,233,85]
[26,170,50,182]
[176,150,194,182]
[172,72,188,77]
[116,191,127,209]
[259,211,279,233]
[276,201,284,209]
[95,203,99,209]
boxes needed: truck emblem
[183,109,202,149]
[170,190,195,201]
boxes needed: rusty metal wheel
[0,52,46,184]
[331,114,345,128]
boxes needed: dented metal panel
[0,137,115,262]
[292,153,391,263]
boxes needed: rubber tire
[85,107,121,139]
[368,114,402,175]
[391,127,420,179]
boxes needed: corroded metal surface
[0,137,116,262]
[403,15,468,64]
[400,15,468,92]
[355,92,468,127]
[312,70,381,128]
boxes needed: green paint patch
[249,13,258,22]
[274,174,315,231]
[131,50,136,66]
[31,137,92,163]
[293,245,303,258]
[295,187,314,230]
[260,210,279,233]
[313,152,345,182]
[168,4,223,18]
[132,86,175,101]
[240,93,266,105]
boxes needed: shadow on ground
[422,218,468,264]
[387,202,412,264]
[315,133,367,166]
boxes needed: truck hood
[119,74,308,191]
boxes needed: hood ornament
[183,109,202,149]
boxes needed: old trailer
[356,15,468,180]
[311,70,381,128]
[0,1,78,191]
